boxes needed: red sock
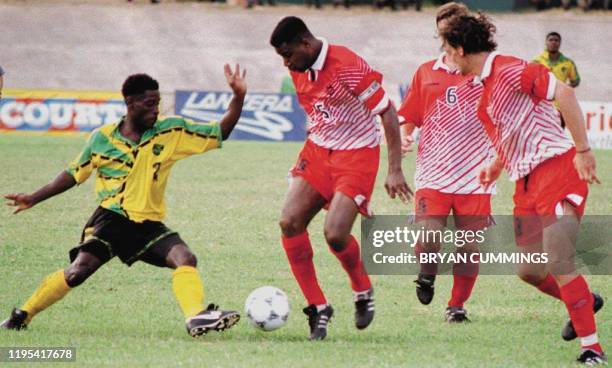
[415,243,438,277]
[559,276,600,352]
[330,235,371,293]
[281,232,326,306]
[448,257,479,308]
[536,273,562,300]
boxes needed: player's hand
[479,160,503,191]
[574,150,600,184]
[385,170,413,203]
[4,193,36,214]
[224,63,247,98]
[401,134,414,156]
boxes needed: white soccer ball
[245,286,290,331]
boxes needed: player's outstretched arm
[219,63,247,140]
[554,82,600,184]
[381,104,413,202]
[4,171,76,214]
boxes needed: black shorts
[69,207,184,267]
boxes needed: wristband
[576,147,591,154]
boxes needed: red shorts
[513,148,588,246]
[290,139,380,216]
[414,188,492,230]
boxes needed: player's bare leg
[542,202,605,361]
[1,251,105,330]
[325,192,374,330]
[280,177,326,238]
[279,177,330,340]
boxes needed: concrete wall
[1,1,610,108]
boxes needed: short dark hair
[121,74,159,98]
[440,13,497,54]
[546,31,561,41]
[270,16,313,48]
[436,2,469,24]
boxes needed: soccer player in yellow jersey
[1,65,247,337]
[534,32,581,88]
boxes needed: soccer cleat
[445,306,470,323]
[354,289,375,330]
[303,304,334,341]
[414,273,435,305]
[185,303,240,337]
[562,293,604,341]
[577,349,607,365]
[0,308,28,330]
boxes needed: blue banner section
[175,90,307,142]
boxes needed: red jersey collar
[474,51,500,84]
[310,37,329,71]
[432,53,454,73]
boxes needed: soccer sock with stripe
[559,275,602,354]
[21,269,71,324]
[330,235,372,293]
[172,266,205,319]
[281,232,327,306]
[535,272,562,299]
[448,258,479,308]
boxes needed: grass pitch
[0,134,610,367]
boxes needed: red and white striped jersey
[475,52,573,181]
[291,38,390,150]
[398,55,496,194]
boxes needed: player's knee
[324,228,349,252]
[178,252,197,267]
[168,246,198,268]
[279,216,306,237]
[517,271,545,286]
[64,262,94,288]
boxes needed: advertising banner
[0,89,126,132]
[175,90,307,142]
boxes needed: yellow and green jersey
[533,51,580,86]
[67,116,221,223]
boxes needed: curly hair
[440,13,497,54]
[436,2,470,24]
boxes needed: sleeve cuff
[372,93,391,115]
[546,72,557,101]
[213,122,223,148]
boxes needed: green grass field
[0,134,610,367]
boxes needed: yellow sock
[172,266,205,319]
[21,269,71,324]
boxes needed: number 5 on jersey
[314,102,331,121]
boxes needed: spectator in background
[247,0,275,8]
[533,32,580,88]
[0,65,4,100]
[333,0,351,8]
[305,0,322,8]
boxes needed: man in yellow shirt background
[534,31,581,88]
